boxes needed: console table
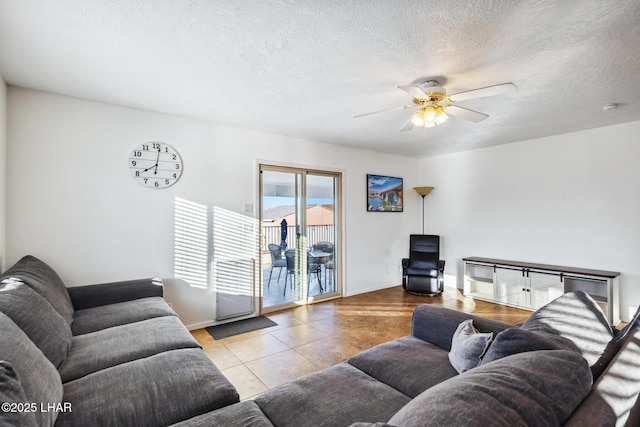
[463,257,620,326]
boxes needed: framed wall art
[367,174,403,212]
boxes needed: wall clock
[128,142,183,189]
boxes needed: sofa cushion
[0,255,74,324]
[348,336,458,398]
[480,327,577,365]
[520,290,615,378]
[169,400,274,427]
[0,361,38,427]
[0,277,72,368]
[255,363,411,427]
[0,312,63,427]
[448,319,493,373]
[565,327,640,427]
[60,316,201,382]
[71,296,177,335]
[388,350,592,427]
[55,348,239,427]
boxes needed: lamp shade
[413,186,434,197]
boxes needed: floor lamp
[413,186,434,234]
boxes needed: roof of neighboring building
[262,205,297,222]
[262,204,334,222]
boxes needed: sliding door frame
[258,163,343,314]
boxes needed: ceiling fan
[354,79,517,132]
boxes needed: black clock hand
[142,149,161,173]
[152,148,161,174]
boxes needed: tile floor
[190,285,532,400]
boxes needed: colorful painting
[367,174,403,212]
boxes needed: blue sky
[368,175,402,192]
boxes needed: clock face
[128,142,183,189]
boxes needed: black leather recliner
[402,234,445,296]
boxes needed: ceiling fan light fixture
[412,105,447,128]
[411,108,427,127]
[436,107,448,124]
[424,105,436,122]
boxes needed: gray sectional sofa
[2,255,640,426]
[174,292,640,427]
[0,255,239,426]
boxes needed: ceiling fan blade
[445,105,489,123]
[449,82,517,102]
[354,104,418,118]
[400,113,416,132]
[398,85,429,99]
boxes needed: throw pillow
[0,361,38,427]
[480,327,577,365]
[0,255,74,325]
[0,277,73,368]
[389,350,593,427]
[448,319,493,373]
[520,290,615,379]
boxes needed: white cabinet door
[495,267,527,308]
[528,271,564,308]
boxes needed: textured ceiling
[1,0,640,157]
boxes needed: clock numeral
[165,179,170,185]
[131,160,137,166]
[142,144,149,150]
[172,154,177,160]
[143,178,148,184]
[135,171,140,177]
[153,143,161,150]
[172,173,177,178]
[175,164,180,170]
[133,151,142,157]
[154,180,160,188]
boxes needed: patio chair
[307,251,323,293]
[267,244,286,287]
[284,249,296,296]
[324,259,334,292]
[312,241,334,254]
[312,241,334,288]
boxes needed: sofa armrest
[438,259,445,272]
[68,277,163,310]
[411,304,511,351]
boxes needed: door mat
[206,316,277,340]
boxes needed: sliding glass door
[260,165,340,311]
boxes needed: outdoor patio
[261,263,335,308]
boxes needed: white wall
[6,87,421,328]
[0,76,6,270]
[420,121,640,322]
